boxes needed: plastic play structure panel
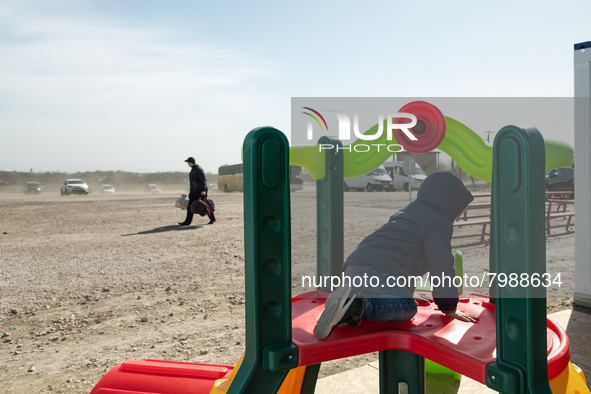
[291,291,570,384]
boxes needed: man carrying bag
[179,157,216,226]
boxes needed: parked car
[383,161,427,191]
[24,182,42,194]
[100,184,115,194]
[344,165,394,192]
[546,167,574,198]
[61,179,89,195]
[144,184,161,193]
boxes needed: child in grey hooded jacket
[317,172,479,340]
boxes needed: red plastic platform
[291,290,570,384]
[89,359,233,394]
[90,292,570,394]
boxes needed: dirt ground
[0,185,578,393]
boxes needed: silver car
[60,179,89,196]
[100,184,115,194]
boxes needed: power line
[467,107,574,129]
[531,115,574,128]
[459,96,572,123]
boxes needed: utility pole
[484,131,494,144]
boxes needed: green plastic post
[228,127,298,394]
[485,126,552,394]
[379,350,426,394]
[316,136,344,291]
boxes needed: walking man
[179,157,216,226]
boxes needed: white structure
[574,41,591,307]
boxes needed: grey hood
[416,172,474,222]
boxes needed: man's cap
[185,157,195,164]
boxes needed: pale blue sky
[1,0,589,173]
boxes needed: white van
[382,161,427,191]
[344,165,394,192]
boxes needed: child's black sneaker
[316,286,364,340]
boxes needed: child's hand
[446,309,479,323]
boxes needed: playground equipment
[290,101,573,181]
[90,102,588,394]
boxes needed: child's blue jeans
[343,265,417,322]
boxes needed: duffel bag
[175,194,189,210]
